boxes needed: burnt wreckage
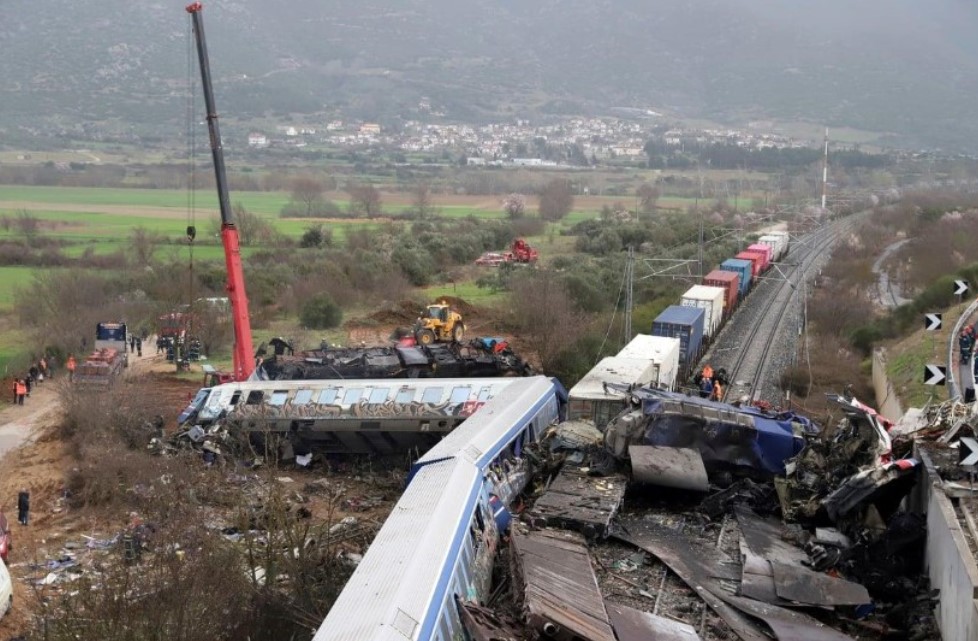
[257,336,533,380]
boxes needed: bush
[299,294,343,329]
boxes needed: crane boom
[186,2,255,381]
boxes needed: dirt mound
[364,300,424,325]
[428,296,479,316]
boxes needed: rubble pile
[461,389,943,641]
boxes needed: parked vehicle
[474,252,506,266]
[0,554,11,622]
[0,512,9,563]
[473,239,539,266]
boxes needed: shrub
[299,294,343,329]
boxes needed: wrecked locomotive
[315,377,564,641]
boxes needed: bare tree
[347,183,383,218]
[129,226,162,267]
[291,176,326,216]
[509,271,591,372]
[413,181,434,218]
[14,209,40,245]
[502,193,527,219]
[636,183,660,214]
[538,179,574,222]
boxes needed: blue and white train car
[314,458,498,641]
[314,375,566,641]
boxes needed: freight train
[651,229,790,379]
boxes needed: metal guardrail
[948,299,978,400]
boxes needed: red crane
[186,2,255,381]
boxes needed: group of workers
[11,357,55,405]
[694,363,727,401]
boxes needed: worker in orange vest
[14,379,26,405]
[67,354,77,382]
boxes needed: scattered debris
[606,602,701,641]
[510,528,616,641]
[527,467,627,538]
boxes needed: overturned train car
[179,377,527,455]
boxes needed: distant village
[245,100,811,168]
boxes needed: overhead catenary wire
[596,255,629,364]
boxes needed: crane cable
[185,17,197,334]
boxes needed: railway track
[711,217,858,404]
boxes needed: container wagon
[703,270,740,315]
[617,334,680,392]
[735,251,765,279]
[758,234,788,261]
[747,243,773,271]
[652,306,705,373]
[680,285,725,339]
[720,259,753,298]
[567,356,662,427]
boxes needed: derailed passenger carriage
[315,377,565,641]
[179,377,521,455]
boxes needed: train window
[269,391,289,406]
[224,391,241,407]
[343,388,364,404]
[421,387,443,404]
[368,388,389,404]
[395,388,415,404]
[449,386,470,404]
[478,387,492,401]
[317,389,338,405]
[293,389,313,405]
[245,391,263,405]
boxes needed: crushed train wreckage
[257,336,533,381]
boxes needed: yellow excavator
[413,301,465,345]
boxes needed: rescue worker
[702,364,714,381]
[961,330,974,364]
[699,376,713,399]
[67,354,77,382]
[15,379,26,405]
[17,489,29,526]
[711,380,724,402]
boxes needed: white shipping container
[759,232,789,260]
[681,285,726,338]
[568,356,661,426]
[618,334,680,392]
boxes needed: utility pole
[821,127,829,210]
[624,246,634,342]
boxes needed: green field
[0,266,40,310]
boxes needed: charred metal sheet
[735,507,808,565]
[615,520,770,641]
[770,561,871,607]
[628,445,710,491]
[606,603,702,641]
[714,591,857,641]
[739,544,786,605]
[510,528,616,641]
[457,598,522,641]
[528,467,627,538]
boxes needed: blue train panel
[720,258,753,297]
[652,305,705,366]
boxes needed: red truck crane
[186,2,255,381]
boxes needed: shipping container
[618,334,680,392]
[568,356,662,427]
[758,234,788,261]
[703,270,740,313]
[681,285,726,338]
[747,244,773,271]
[721,258,753,297]
[735,251,764,279]
[652,305,705,367]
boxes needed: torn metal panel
[606,602,702,641]
[457,599,522,641]
[510,528,616,641]
[715,591,858,641]
[739,543,787,605]
[528,467,627,538]
[629,445,710,491]
[615,520,770,641]
[769,561,871,607]
[822,459,920,520]
[735,506,809,565]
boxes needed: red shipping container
[736,251,764,278]
[747,243,772,271]
[703,269,739,313]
